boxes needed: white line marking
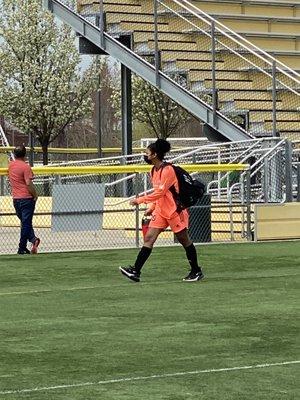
[0,361,299,395]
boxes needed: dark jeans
[13,198,37,251]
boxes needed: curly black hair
[147,139,171,161]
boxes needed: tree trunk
[42,145,49,165]
[41,144,50,196]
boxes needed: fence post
[263,158,269,203]
[245,169,252,241]
[217,149,221,199]
[297,163,300,202]
[229,198,234,242]
[241,181,245,238]
[272,60,277,137]
[154,0,160,87]
[0,176,4,196]
[28,132,34,167]
[285,140,293,202]
[135,172,140,248]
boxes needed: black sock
[134,246,152,273]
[184,243,200,272]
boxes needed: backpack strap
[150,161,169,179]
[150,162,181,211]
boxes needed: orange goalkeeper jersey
[136,164,179,219]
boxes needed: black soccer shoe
[119,266,140,282]
[183,269,204,282]
[17,248,31,255]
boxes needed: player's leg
[170,211,204,282]
[119,214,167,282]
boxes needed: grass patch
[0,242,299,399]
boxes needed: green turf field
[0,242,299,400]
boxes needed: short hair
[13,145,26,159]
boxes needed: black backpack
[151,163,206,211]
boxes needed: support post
[285,140,293,202]
[135,172,140,248]
[272,60,277,137]
[245,169,252,241]
[120,35,133,196]
[28,132,34,167]
[154,0,160,87]
[263,158,269,203]
[99,0,105,50]
[96,89,102,159]
[297,164,300,202]
[211,21,218,128]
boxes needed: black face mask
[143,155,152,165]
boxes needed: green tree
[112,75,190,140]
[0,0,98,164]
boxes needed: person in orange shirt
[8,145,40,255]
[119,139,204,282]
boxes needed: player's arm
[27,181,38,201]
[24,166,38,201]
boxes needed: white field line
[0,361,299,395]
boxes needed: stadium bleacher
[78,0,299,142]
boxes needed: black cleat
[183,269,204,282]
[17,248,30,255]
[119,266,140,282]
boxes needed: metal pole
[135,172,140,248]
[229,201,234,242]
[28,132,34,167]
[154,0,160,87]
[272,60,277,137]
[0,177,4,196]
[285,140,293,202]
[211,20,218,128]
[217,149,221,198]
[99,0,105,50]
[240,176,245,238]
[96,89,102,159]
[263,158,269,203]
[245,170,252,241]
[297,164,300,202]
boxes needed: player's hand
[129,198,139,206]
[144,208,153,216]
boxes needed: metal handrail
[160,1,299,96]
[249,139,286,173]
[206,140,263,193]
[174,0,300,83]
[0,124,14,160]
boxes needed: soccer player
[119,139,204,282]
[8,145,40,254]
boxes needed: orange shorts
[149,209,189,233]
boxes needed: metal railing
[72,0,300,141]
[154,0,300,139]
[0,124,14,160]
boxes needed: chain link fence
[0,163,250,255]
